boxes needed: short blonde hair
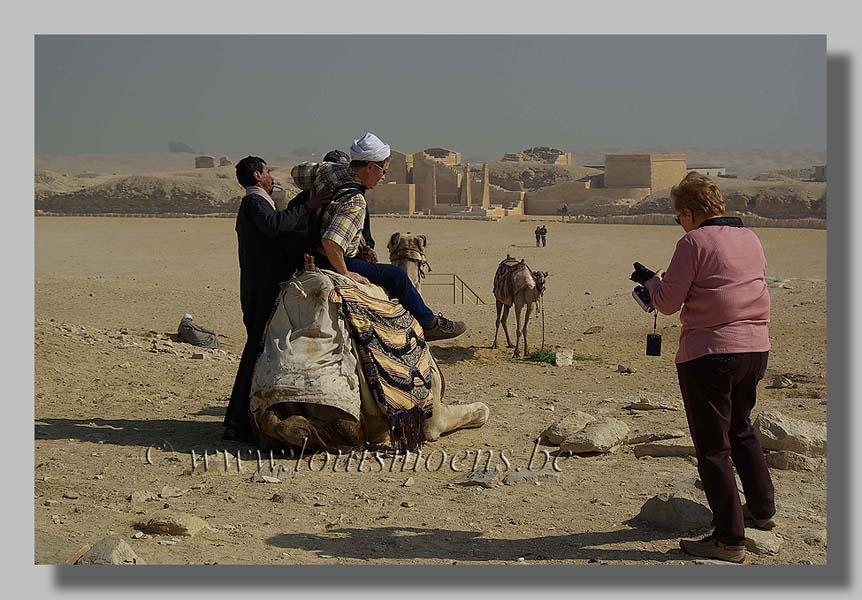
[671,171,725,216]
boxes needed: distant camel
[491,255,548,358]
[387,232,431,294]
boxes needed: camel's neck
[391,258,422,284]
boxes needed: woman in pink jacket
[645,172,776,563]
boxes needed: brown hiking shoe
[423,313,466,342]
[742,503,777,530]
[680,535,746,563]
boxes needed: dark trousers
[535,235,540,247]
[316,255,436,328]
[676,351,775,545]
[541,235,547,247]
[224,286,280,431]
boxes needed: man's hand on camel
[306,188,332,212]
[348,272,371,285]
[358,247,378,263]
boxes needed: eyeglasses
[371,162,387,176]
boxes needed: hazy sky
[35,35,825,158]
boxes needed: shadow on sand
[34,417,244,453]
[430,345,476,364]
[265,524,682,563]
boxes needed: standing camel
[491,256,548,358]
[387,232,431,294]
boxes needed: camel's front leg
[522,300,534,357]
[423,367,489,441]
[512,301,524,358]
[501,304,514,348]
[492,301,503,349]
[423,401,490,441]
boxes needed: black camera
[630,262,656,285]
[630,262,656,313]
[632,286,655,313]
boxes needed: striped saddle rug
[329,282,434,452]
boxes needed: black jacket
[235,192,311,299]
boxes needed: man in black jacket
[223,156,326,442]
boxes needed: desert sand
[34,214,826,565]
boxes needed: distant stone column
[482,163,491,208]
[429,162,438,212]
[460,163,472,207]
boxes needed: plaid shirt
[291,161,366,257]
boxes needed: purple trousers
[676,351,775,545]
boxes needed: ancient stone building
[525,183,650,216]
[412,148,462,212]
[368,146,523,217]
[520,153,686,217]
[502,146,572,166]
[194,155,218,168]
[384,150,413,185]
[813,165,827,182]
[687,165,726,177]
[605,154,687,193]
[366,183,416,214]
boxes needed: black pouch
[646,333,662,357]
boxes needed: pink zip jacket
[650,220,771,364]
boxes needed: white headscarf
[349,132,390,162]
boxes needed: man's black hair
[235,156,267,188]
[323,149,350,163]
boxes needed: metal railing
[421,273,486,304]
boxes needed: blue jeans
[317,255,436,328]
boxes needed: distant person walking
[534,225,542,247]
[539,225,548,247]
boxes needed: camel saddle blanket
[250,270,364,426]
[493,258,535,305]
[329,281,434,451]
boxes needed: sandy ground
[34,216,827,565]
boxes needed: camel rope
[389,248,432,280]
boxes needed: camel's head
[534,271,549,295]
[388,231,428,260]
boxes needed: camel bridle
[389,247,432,282]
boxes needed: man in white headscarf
[291,132,467,341]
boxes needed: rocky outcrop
[502,147,570,164]
[753,411,826,457]
[490,162,600,191]
[168,141,196,153]
[35,175,246,214]
[541,411,595,445]
[74,536,145,565]
[639,180,826,220]
[635,492,712,531]
[559,416,629,454]
[765,450,822,471]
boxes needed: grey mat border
[47,52,849,590]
